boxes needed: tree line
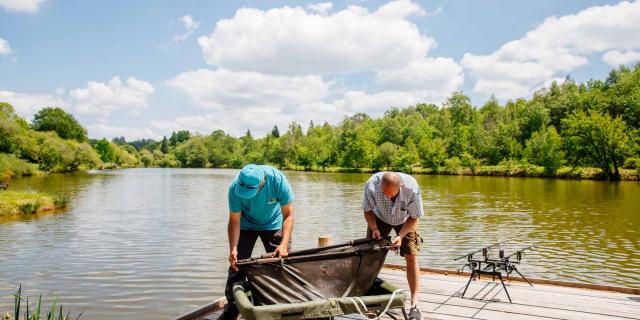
[1,64,639,180]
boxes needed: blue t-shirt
[228,165,294,230]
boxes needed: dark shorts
[224,229,290,306]
[366,216,422,256]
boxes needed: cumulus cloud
[0,0,45,13]
[375,57,463,93]
[462,1,640,100]
[374,0,426,20]
[153,86,447,137]
[602,50,640,66]
[150,106,294,137]
[0,90,67,120]
[167,68,331,110]
[163,1,463,136]
[174,15,201,42]
[6,0,458,140]
[86,123,160,140]
[70,76,155,117]
[197,1,436,75]
[307,2,332,15]
[0,38,12,56]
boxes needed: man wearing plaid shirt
[363,171,424,320]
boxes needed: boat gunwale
[172,297,226,320]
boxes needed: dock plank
[379,269,640,320]
[183,267,640,320]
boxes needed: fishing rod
[453,239,512,261]
[500,244,537,261]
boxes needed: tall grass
[0,154,37,180]
[0,191,68,217]
[2,285,82,320]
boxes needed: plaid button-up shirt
[362,172,424,226]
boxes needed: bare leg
[405,253,420,307]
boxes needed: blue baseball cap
[234,164,264,199]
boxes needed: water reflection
[1,169,638,319]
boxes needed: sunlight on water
[1,169,638,319]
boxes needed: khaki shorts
[366,216,422,256]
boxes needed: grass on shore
[0,154,40,180]
[2,285,81,320]
[281,164,639,181]
[0,190,68,217]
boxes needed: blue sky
[1,0,639,140]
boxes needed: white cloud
[150,107,292,137]
[329,90,428,115]
[167,68,331,110]
[375,57,463,94]
[0,90,67,120]
[374,0,425,20]
[602,50,640,66]
[153,86,446,137]
[0,38,12,56]
[0,0,44,13]
[86,123,160,140]
[174,15,201,42]
[307,2,332,15]
[162,1,463,137]
[70,76,155,117]
[197,1,435,75]
[463,1,640,100]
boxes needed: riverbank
[281,164,640,181]
[0,190,67,218]
[0,154,40,180]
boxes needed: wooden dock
[176,266,640,320]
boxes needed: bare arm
[364,210,378,230]
[273,204,293,257]
[365,211,383,239]
[228,212,241,271]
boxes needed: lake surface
[1,168,639,319]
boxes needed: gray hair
[381,172,402,188]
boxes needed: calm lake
[1,168,639,319]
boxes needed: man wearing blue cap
[220,164,294,320]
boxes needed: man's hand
[372,228,381,239]
[392,235,402,248]
[229,248,238,271]
[272,243,289,257]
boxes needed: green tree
[161,136,169,154]
[338,131,372,168]
[374,142,398,170]
[448,125,472,158]
[419,138,446,170]
[140,149,153,167]
[379,116,403,145]
[271,125,280,138]
[169,130,191,145]
[396,137,420,170]
[605,64,640,128]
[112,136,127,145]
[95,138,116,163]
[445,92,476,126]
[31,107,88,142]
[562,111,631,180]
[525,127,564,175]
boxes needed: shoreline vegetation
[1,64,639,182]
[0,190,68,218]
[279,164,640,181]
[2,285,80,320]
